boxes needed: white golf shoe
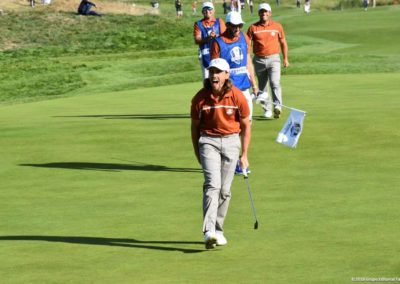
[204,231,217,249]
[263,109,273,119]
[216,230,227,246]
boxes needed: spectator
[77,0,101,16]
[249,0,254,14]
[230,0,238,12]
[151,0,159,8]
[296,0,301,8]
[304,0,311,13]
[240,0,245,11]
[193,2,226,79]
[175,0,183,18]
[247,3,289,119]
[363,0,369,10]
[223,0,229,14]
[192,1,197,14]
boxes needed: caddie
[193,2,226,79]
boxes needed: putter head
[254,221,258,230]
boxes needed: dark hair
[203,77,233,94]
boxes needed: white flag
[276,109,306,148]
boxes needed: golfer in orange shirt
[191,58,251,249]
[247,3,289,119]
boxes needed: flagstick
[252,92,307,114]
[273,102,307,114]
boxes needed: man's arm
[239,116,251,171]
[246,53,258,95]
[245,33,259,94]
[246,25,253,42]
[87,0,96,6]
[210,39,220,59]
[279,28,289,67]
[191,119,201,164]
[219,19,227,34]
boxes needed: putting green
[1,72,399,283]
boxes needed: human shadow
[0,236,204,253]
[20,161,202,173]
[53,114,189,120]
[252,116,277,121]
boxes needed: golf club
[243,170,259,230]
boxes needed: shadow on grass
[0,236,205,253]
[53,114,189,120]
[252,116,277,121]
[20,161,202,173]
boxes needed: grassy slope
[0,10,197,104]
[1,5,400,104]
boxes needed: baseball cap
[202,1,214,10]
[258,3,272,12]
[207,58,230,72]
[226,11,244,25]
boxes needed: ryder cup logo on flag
[276,108,306,148]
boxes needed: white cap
[258,3,272,12]
[202,1,214,9]
[226,11,244,25]
[207,58,230,72]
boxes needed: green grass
[1,2,400,283]
[1,73,399,283]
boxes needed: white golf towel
[276,108,306,148]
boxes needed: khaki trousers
[199,134,241,233]
[253,54,283,111]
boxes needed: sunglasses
[229,23,243,29]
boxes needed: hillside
[0,1,399,104]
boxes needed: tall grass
[0,11,195,103]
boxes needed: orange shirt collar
[203,17,216,25]
[258,20,272,27]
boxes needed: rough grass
[1,5,400,105]
[0,11,194,103]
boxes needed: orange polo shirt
[191,85,250,136]
[193,18,226,40]
[210,31,251,59]
[247,20,285,56]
